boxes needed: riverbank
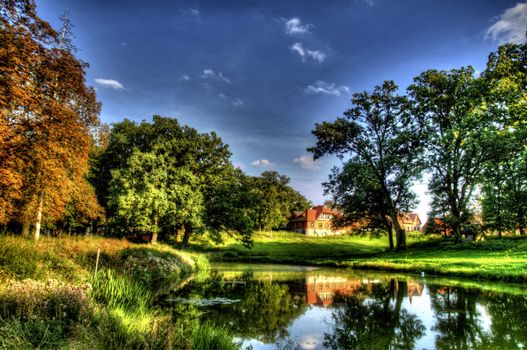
[196,231,527,282]
[0,235,235,349]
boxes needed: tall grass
[88,268,152,310]
[0,235,229,349]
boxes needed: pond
[161,263,527,350]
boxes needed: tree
[99,116,254,245]
[245,171,311,234]
[310,81,425,249]
[409,68,486,243]
[480,40,527,236]
[0,0,101,239]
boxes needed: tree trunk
[151,231,158,244]
[391,211,406,250]
[387,220,394,250]
[22,222,30,236]
[182,223,192,247]
[34,191,44,241]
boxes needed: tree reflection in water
[163,266,527,349]
[324,279,425,350]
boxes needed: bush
[120,247,194,287]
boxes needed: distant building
[398,213,422,232]
[288,205,348,236]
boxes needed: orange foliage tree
[0,0,102,239]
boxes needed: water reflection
[162,264,527,350]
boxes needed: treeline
[311,38,527,248]
[0,1,309,244]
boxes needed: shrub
[120,248,194,287]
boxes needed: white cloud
[94,78,124,90]
[284,17,313,35]
[305,80,350,96]
[290,42,326,63]
[180,8,200,17]
[179,74,190,82]
[293,155,321,170]
[486,2,527,44]
[232,98,244,107]
[250,159,274,168]
[201,69,230,83]
[218,93,227,99]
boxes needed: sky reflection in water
[165,264,527,350]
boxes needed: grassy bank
[195,231,527,282]
[343,237,527,282]
[0,235,236,350]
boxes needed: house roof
[291,205,341,222]
[398,213,421,225]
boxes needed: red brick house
[288,205,348,236]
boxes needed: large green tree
[98,116,253,245]
[310,81,425,249]
[409,68,487,242]
[245,171,311,233]
[480,40,527,236]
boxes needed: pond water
[161,263,527,350]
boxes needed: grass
[0,234,234,350]
[192,230,527,282]
[344,236,527,282]
[193,230,396,264]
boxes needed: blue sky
[36,0,527,222]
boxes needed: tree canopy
[310,81,425,249]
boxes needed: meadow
[193,231,527,282]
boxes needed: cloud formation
[250,159,274,168]
[284,17,313,35]
[486,2,527,44]
[95,78,124,90]
[232,98,244,107]
[293,155,320,170]
[305,80,349,96]
[290,42,326,62]
[180,8,200,17]
[201,69,231,83]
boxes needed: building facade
[288,205,347,236]
[398,213,422,232]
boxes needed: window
[318,223,323,228]
[325,224,329,229]
[310,223,314,227]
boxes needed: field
[192,230,527,282]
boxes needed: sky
[36,0,527,222]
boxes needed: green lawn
[191,231,527,282]
[192,230,424,264]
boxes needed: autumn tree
[0,0,101,239]
[310,81,425,249]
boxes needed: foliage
[0,0,101,239]
[96,116,255,246]
[409,67,487,242]
[479,40,527,236]
[245,171,311,232]
[310,81,425,249]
